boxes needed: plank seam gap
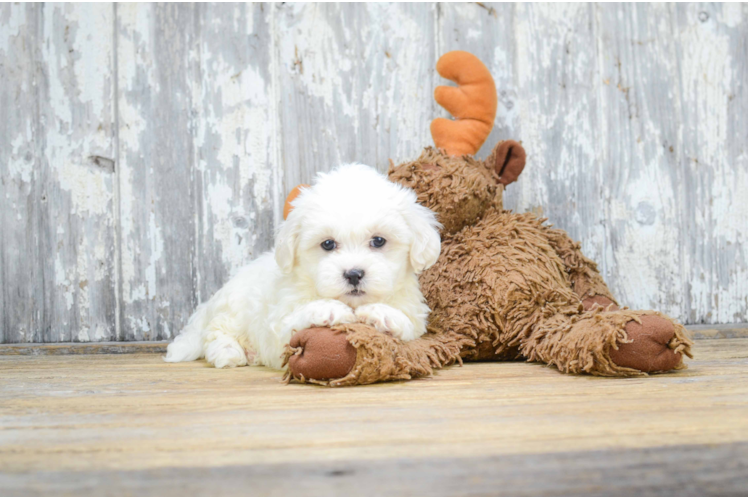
[591,3,609,283]
[192,4,203,308]
[269,3,284,230]
[112,3,123,341]
[665,3,693,323]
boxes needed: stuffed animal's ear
[404,202,442,273]
[487,140,526,186]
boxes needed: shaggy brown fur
[388,147,500,235]
[285,142,693,386]
[283,323,470,387]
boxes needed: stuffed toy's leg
[283,324,469,387]
[284,311,693,384]
[541,227,693,374]
[544,226,618,309]
[520,308,693,376]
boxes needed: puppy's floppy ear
[404,202,442,273]
[275,214,301,274]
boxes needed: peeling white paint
[278,4,355,119]
[57,161,112,215]
[55,253,74,311]
[679,17,732,167]
[145,212,163,300]
[8,131,34,183]
[115,107,142,304]
[2,3,747,345]
[116,5,151,306]
[719,3,744,28]
[1,4,26,38]
[67,6,111,125]
[3,3,118,343]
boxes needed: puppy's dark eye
[370,236,386,248]
[321,239,336,251]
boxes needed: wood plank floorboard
[1,324,745,357]
[1,338,747,495]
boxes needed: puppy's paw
[205,335,248,369]
[310,300,357,327]
[355,304,416,341]
[285,300,356,333]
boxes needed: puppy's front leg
[355,304,416,341]
[282,299,356,334]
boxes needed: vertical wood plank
[0,4,44,343]
[192,3,278,303]
[436,3,519,159]
[1,4,117,342]
[116,4,198,340]
[273,3,437,192]
[594,4,686,316]
[510,4,608,271]
[41,3,118,342]
[673,3,748,324]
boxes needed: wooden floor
[2,338,748,495]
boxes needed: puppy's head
[275,164,441,307]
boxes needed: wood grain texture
[0,323,746,354]
[116,4,280,341]
[116,3,199,341]
[513,3,609,277]
[0,341,168,356]
[1,3,746,343]
[1,4,44,343]
[275,3,438,192]
[3,441,747,496]
[192,3,279,304]
[688,323,748,339]
[0,338,747,495]
[596,3,686,319]
[1,4,117,343]
[673,3,748,324]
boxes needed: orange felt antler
[430,51,498,157]
[283,184,309,219]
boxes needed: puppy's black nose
[343,269,365,286]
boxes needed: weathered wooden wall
[1,3,746,343]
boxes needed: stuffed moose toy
[282,51,693,386]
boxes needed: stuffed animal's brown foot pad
[287,327,357,381]
[610,315,682,373]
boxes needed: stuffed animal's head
[388,140,525,235]
[388,51,526,235]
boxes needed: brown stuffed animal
[283,51,693,387]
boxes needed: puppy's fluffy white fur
[164,164,441,369]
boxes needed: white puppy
[164,164,441,369]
